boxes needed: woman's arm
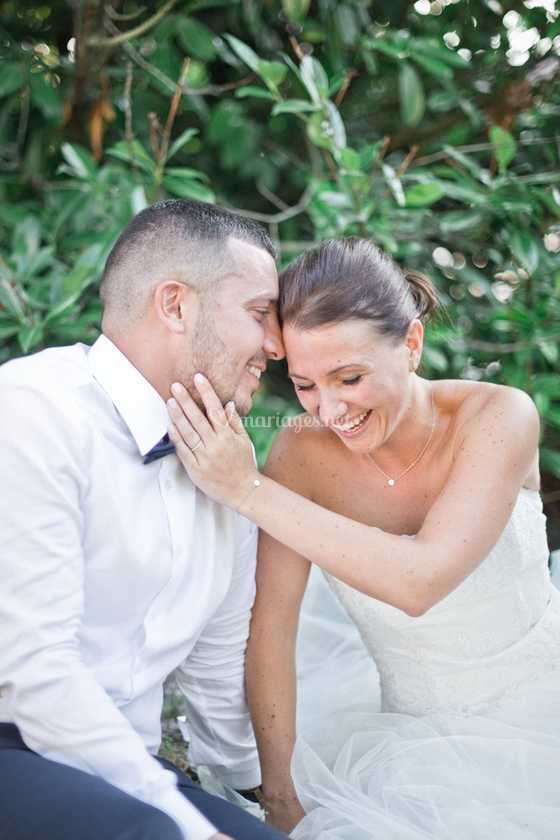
[168,378,540,616]
[246,431,311,831]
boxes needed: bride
[166,237,560,838]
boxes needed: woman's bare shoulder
[436,379,540,487]
[438,379,539,431]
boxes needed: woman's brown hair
[279,237,439,339]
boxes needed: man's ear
[153,281,197,334]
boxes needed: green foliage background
[1,0,559,541]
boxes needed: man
[0,200,286,840]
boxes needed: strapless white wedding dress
[292,488,560,839]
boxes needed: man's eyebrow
[289,363,363,379]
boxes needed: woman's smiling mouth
[331,409,373,437]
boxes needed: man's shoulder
[0,343,94,431]
[0,342,92,397]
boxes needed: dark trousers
[0,724,286,840]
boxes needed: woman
[167,238,560,839]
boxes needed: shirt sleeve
[0,384,216,840]
[175,512,261,790]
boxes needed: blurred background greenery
[1,0,559,546]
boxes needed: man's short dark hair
[100,199,276,330]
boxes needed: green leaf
[12,217,41,276]
[405,182,444,207]
[334,5,359,47]
[235,85,275,100]
[0,324,19,341]
[508,228,539,276]
[359,141,384,170]
[534,392,550,416]
[443,144,492,185]
[540,447,560,478]
[399,62,425,127]
[546,407,560,429]
[177,17,217,61]
[325,101,346,150]
[166,128,199,162]
[382,164,405,207]
[224,34,260,73]
[422,345,448,372]
[60,144,96,179]
[440,210,484,233]
[282,0,311,21]
[106,140,155,175]
[490,125,516,175]
[300,55,329,105]
[531,374,560,397]
[338,147,362,173]
[22,246,55,280]
[367,39,409,60]
[433,179,486,206]
[537,339,559,366]
[409,52,453,80]
[0,277,25,321]
[163,174,215,202]
[164,166,209,181]
[130,185,148,215]
[257,59,287,91]
[271,99,319,115]
[29,74,63,120]
[412,39,470,68]
[305,104,346,152]
[0,63,23,98]
[18,324,44,354]
[306,112,332,150]
[57,243,104,301]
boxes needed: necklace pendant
[387,478,396,486]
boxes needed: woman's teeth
[333,410,371,433]
[246,365,262,379]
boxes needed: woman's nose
[319,394,347,426]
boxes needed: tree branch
[415,136,560,166]
[107,19,256,98]
[451,333,560,354]
[88,0,178,47]
[228,182,315,224]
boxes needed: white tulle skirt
[291,562,560,840]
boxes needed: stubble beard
[186,306,253,417]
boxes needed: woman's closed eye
[294,375,363,392]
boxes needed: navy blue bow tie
[143,433,176,465]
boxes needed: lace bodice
[326,488,559,716]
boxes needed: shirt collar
[88,334,169,457]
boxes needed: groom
[0,200,286,840]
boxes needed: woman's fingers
[193,373,229,431]
[167,396,205,455]
[226,401,246,437]
[170,381,212,445]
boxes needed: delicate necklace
[368,387,436,487]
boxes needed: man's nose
[263,310,286,361]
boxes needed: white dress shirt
[0,335,261,840]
